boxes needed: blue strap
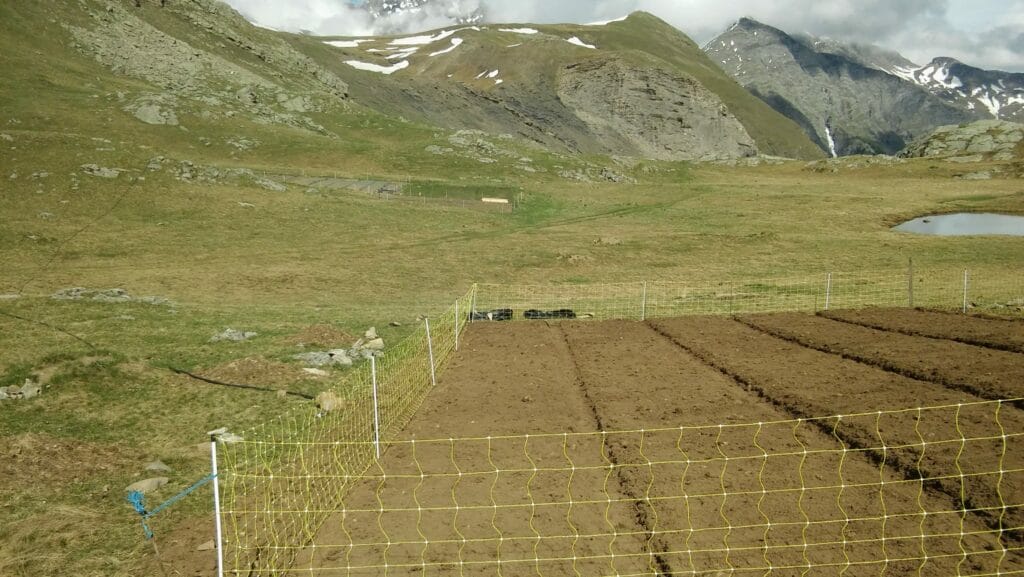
[126,473,217,540]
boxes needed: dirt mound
[0,433,130,490]
[202,356,307,388]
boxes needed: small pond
[893,213,1024,236]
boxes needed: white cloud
[220,0,1024,71]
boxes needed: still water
[893,213,1024,236]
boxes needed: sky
[223,0,1024,72]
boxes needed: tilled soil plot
[738,312,1024,402]
[293,318,1023,576]
[823,308,1024,354]
[651,316,1024,557]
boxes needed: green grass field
[1,1,1023,575]
[3,122,1024,577]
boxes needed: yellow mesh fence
[218,288,475,575]
[224,399,1024,576]
[473,267,1024,321]
[215,266,1023,576]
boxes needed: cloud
[220,0,1024,71]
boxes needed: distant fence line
[214,265,1022,576]
[473,268,1023,321]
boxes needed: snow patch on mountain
[499,28,538,35]
[584,15,629,26]
[429,38,463,56]
[324,39,372,48]
[344,59,410,74]
[389,29,457,46]
[567,37,597,49]
[877,58,1024,120]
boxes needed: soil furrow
[649,316,1024,539]
[822,308,1024,354]
[738,313,1024,404]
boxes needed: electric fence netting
[217,290,474,575]
[472,268,1024,320]
[225,400,1024,576]
[213,266,1023,576]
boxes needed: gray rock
[81,164,121,178]
[364,327,378,340]
[363,338,385,351]
[38,212,55,220]
[210,329,258,343]
[280,96,312,113]
[92,288,132,303]
[196,540,216,552]
[557,57,758,161]
[145,460,172,473]
[19,380,41,400]
[133,103,179,126]
[236,86,258,104]
[126,477,169,494]
[147,157,166,171]
[255,178,286,192]
[52,287,92,300]
[0,133,12,142]
[293,350,352,367]
[902,120,1024,159]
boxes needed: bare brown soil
[284,317,1024,576]
[824,308,1024,354]
[738,312,1024,402]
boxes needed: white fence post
[469,286,478,323]
[454,300,460,351]
[370,356,381,459]
[825,273,833,311]
[907,259,914,308]
[641,282,648,321]
[210,437,225,577]
[425,318,437,388]
[963,270,970,313]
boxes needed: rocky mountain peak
[360,0,485,31]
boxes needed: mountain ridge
[705,17,985,156]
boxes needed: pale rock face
[557,58,757,161]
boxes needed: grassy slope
[0,2,1023,577]
[292,12,824,160]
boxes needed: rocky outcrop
[900,120,1024,160]
[705,18,981,156]
[557,57,757,161]
[64,0,347,133]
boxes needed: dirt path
[739,312,1024,402]
[824,308,1024,354]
